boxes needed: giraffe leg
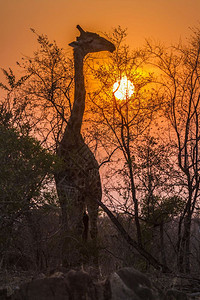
[87,202,99,240]
[57,185,86,268]
[82,211,89,241]
[73,198,85,238]
[87,200,99,267]
[87,168,101,240]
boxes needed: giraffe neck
[68,49,86,135]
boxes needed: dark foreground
[1,267,200,300]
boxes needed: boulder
[10,277,70,300]
[165,289,188,300]
[108,267,161,300]
[8,267,189,300]
[65,269,97,299]
[10,269,98,300]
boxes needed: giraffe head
[69,25,115,55]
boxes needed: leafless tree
[85,27,172,271]
[146,27,200,273]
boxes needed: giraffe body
[55,25,115,267]
[56,132,101,240]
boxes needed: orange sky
[0,0,200,86]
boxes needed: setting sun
[113,76,134,100]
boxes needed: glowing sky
[0,0,200,84]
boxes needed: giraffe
[55,25,115,267]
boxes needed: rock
[10,269,98,300]
[165,289,188,300]
[9,267,189,300]
[65,269,97,299]
[10,277,70,300]
[49,272,65,278]
[107,272,139,300]
[108,267,161,300]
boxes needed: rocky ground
[0,267,200,299]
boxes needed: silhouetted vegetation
[0,26,200,295]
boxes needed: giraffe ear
[69,41,79,48]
